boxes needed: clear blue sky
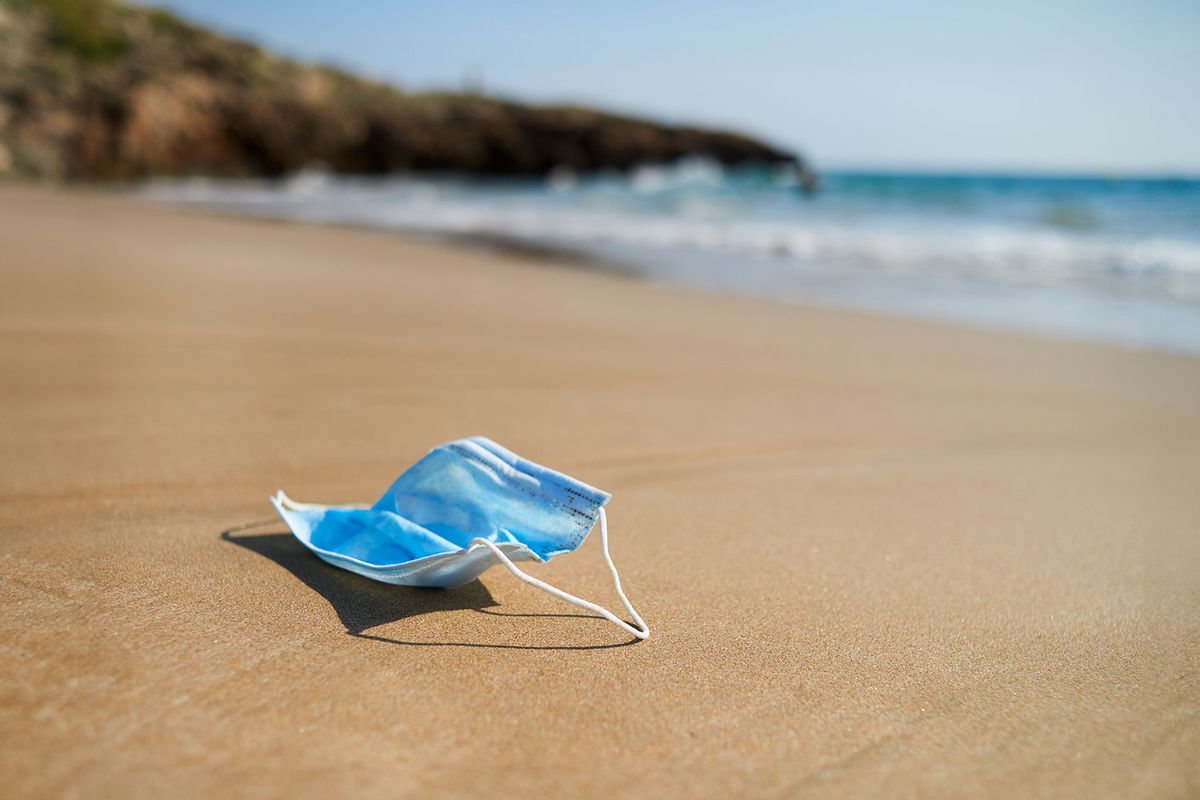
[153,0,1199,174]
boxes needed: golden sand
[1,185,1197,797]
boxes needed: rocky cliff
[0,0,814,187]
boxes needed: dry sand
[1,184,1197,798]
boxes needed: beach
[1,183,1197,797]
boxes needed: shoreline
[140,189,1200,362]
[1,184,1197,798]
[129,181,1200,360]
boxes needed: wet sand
[1,184,1197,798]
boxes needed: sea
[140,161,1200,357]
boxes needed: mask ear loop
[470,507,650,640]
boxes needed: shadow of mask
[221,521,638,651]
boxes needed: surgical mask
[271,436,649,640]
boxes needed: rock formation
[0,0,816,188]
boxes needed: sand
[1,184,1197,798]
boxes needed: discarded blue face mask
[272,436,648,640]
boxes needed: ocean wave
[139,170,1200,304]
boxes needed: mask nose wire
[469,507,650,641]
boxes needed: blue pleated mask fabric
[272,436,648,640]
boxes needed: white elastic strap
[470,507,650,640]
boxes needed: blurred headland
[0,0,815,187]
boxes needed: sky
[153,0,1200,175]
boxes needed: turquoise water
[142,164,1200,355]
